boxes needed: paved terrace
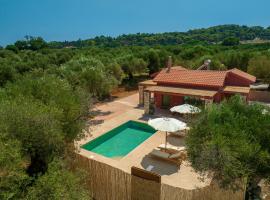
[77,93,211,190]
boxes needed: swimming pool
[82,120,156,159]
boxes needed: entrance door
[162,95,170,108]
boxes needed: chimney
[166,56,172,73]
[204,59,211,70]
[196,59,211,70]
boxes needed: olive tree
[186,96,270,192]
[0,74,90,175]
[4,74,90,141]
[0,133,29,199]
[0,96,64,175]
[61,56,118,99]
[248,55,270,83]
[25,160,90,200]
[118,54,148,80]
[0,74,91,199]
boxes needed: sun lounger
[150,148,186,166]
[158,144,185,153]
[170,127,190,137]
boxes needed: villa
[75,61,268,200]
[77,95,245,200]
[139,63,256,114]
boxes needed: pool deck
[77,92,211,190]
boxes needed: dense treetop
[186,96,270,198]
[45,25,270,48]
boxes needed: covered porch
[222,86,250,101]
[143,86,218,114]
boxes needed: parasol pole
[165,131,168,150]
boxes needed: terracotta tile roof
[228,68,256,82]
[150,66,186,78]
[153,68,227,87]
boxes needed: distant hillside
[48,25,270,48]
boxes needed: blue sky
[0,0,269,46]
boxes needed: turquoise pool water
[82,121,156,159]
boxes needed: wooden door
[162,94,170,108]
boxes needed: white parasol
[148,117,186,149]
[170,104,201,114]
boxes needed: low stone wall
[161,181,245,200]
[249,90,270,103]
[76,154,245,200]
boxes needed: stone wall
[249,90,270,102]
[139,85,145,105]
[161,181,245,200]
[144,91,150,114]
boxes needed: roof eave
[229,69,256,83]
[154,80,223,88]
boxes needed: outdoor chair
[170,127,190,137]
[158,144,185,153]
[150,148,186,166]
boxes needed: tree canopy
[0,133,29,200]
[186,96,270,190]
[248,55,270,83]
[0,73,91,199]
[47,25,270,48]
[25,160,90,200]
[222,37,240,46]
[14,36,47,51]
[61,56,119,98]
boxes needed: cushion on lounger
[158,144,185,151]
[168,152,181,159]
[151,149,170,158]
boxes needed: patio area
[76,92,244,200]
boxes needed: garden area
[1,26,270,199]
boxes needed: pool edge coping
[79,119,157,161]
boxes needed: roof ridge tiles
[154,67,255,88]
